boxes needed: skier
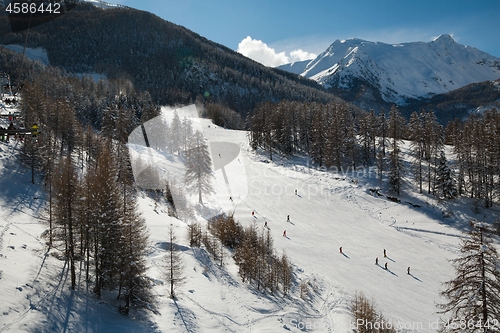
[252,211,255,217]
[295,189,297,195]
[264,221,268,228]
[384,262,388,270]
[375,257,378,265]
[339,247,343,254]
[219,153,221,158]
[407,267,410,275]
[229,196,233,202]
[287,215,290,222]
[283,230,287,237]
[383,249,387,257]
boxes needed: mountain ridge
[278,34,500,106]
[0,2,337,116]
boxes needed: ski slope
[196,118,461,332]
[1,106,499,332]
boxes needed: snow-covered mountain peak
[278,35,500,104]
[432,33,455,43]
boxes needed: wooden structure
[0,124,39,136]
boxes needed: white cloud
[237,36,316,67]
[289,49,317,63]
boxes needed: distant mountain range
[279,35,500,112]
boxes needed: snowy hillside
[0,45,49,66]
[1,104,499,332]
[278,34,500,104]
[83,0,128,9]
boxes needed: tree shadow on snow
[156,241,190,252]
[171,298,198,333]
[0,152,45,217]
[30,260,158,333]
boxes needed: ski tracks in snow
[184,246,295,332]
[343,186,461,254]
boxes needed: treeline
[402,79,500,125]
[249,99,500,207]
[0,3,335,116]
[446,110,500,208]
[189,215,293,295]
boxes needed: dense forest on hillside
[402,79,500,124]
[326,77,500,124]
[3,49,158,313]
[0,2,336,116]
[0,47,159,130]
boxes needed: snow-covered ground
[0,45,50,66]
[0,105,499,332]
[1,45,107,82]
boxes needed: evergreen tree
[435,151,457,199]
[387,106,405,195]
[118,183,153,314]
[249,102,266,151]
[280,253,293,296]
[187,222,203,247]
[89,143,124,296]
[165,224,185,299]
[52,155,78,290]
[168,110,182,155]
[180,116,194,155]
[438,222,500,332]
[377,109,388,157]
[422,110,444,194]
[409,111,425,193]
[359,110,377,166]
[376,110,388,182]
[20,130,43,184]
[310,107,327,167]
[184,130,214,204]
[274,101,294,156]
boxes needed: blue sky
[111,0,500,66]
